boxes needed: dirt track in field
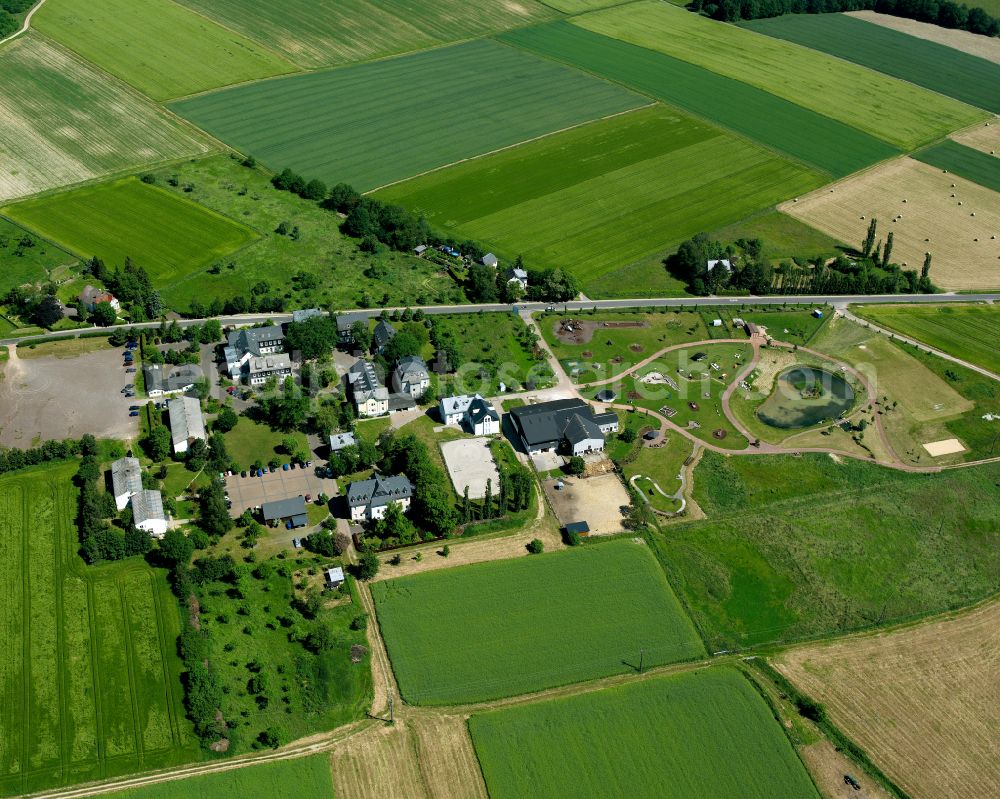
[846,11,1000,64]
[775,599,1000,799]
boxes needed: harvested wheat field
[845,11,1000,65]
[951,119,1000,155]
[775,600,1000,799]
[781,157,1000,290]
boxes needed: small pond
[756,365,855,429]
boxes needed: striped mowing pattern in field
[0,35,213,203]
[470,668,821,799]
[173,0,559,68]
[169,39,647,192]
[740,13,1000,115]
[573,2,989,150]
[500,22,899,177]
[378,105,824,292]
[914,139,1000,193]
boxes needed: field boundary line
[0,0,48,47]
[365,102,655,194]
[53,485,71,784]
[148,575,184,748]
[20,482,31,796]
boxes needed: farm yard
[572,2,988,150]
[500,22,899,178]
[0,463,197,797]
[469,668,820,799]
[845,10,1000,64]
[742,13,1000,114]
[379,105,823,294]
[542,472,632,534]
[168,39,646,192]
[3,177,258,288]
[0,35,213,203]
[32,0,295,101]
[776,599,1000,799]
[172,0,559,68]
[914,139,1000,193]
[780,157,1000,291]
[371,539,704,705]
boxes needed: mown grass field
[371,539,704,705]
[174,0,559,68]
[573,2,988,149]
[914,140,1000,193]
[500,22,899,177]
[776,600,1000,799]
[0,35,212,203]
[469,668,820,799]
[853,303,1000,374]
[655,452,1000,650]
[170,39,645,192]
[33,0,295,101]
[0,463,198,797]
[3,177,257,286]
[379,106,823,294]
[0,218,79,295]
[96,754,334,798]
[741,13,1000,115]
[707,210,844,263]
[222,417,308,471]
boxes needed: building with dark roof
[336,312,368,345]
[224,325,285,378]
[372,319,396,354]
[508,399,618,456]
[144,364,199,398]
[346,474,413,522]
[261,496,308,528]
[391,355,430,399]
[347,360,389,417]
[438,394,499,436]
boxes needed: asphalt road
[3,293,997,346]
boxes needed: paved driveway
[225,466,336,517]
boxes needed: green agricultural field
[95,755,333,798]
[33,0,295,101]
[573,2,987,149]
[707,210,844,263]
[148,156,459,313]
[500,22,899,177]
[655,452,1000,650]
[914,140,1000,193]
[170,39,645,192]
[541,0,621,9]
[0,218,79,295]
[371,539,704,705]
[0,463,198,797]
[853,303,1000,374]
[469,668,820,799]
[378,106,823,294]
[0,35,212,204]
[3,177,257,288]
[174,0,559,68]
[741,13,1000,115]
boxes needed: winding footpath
[0,0,47,45]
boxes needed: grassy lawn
[94,755,334,798]
[223,416,308,470]
[654,452,1000,651]
[0,35,212,204]
[621,434,693,514]
[355,416,391,445]
[573,1,986,150]
[371,539,704,704]
[16,336,113,359]
[3,177,258,288]
[0,463,198,797]
[149,155,461,313]
[169,39,645,192]
[0,217,80,295]
[470,667,819,799]
[500,22,897,178]
[706,210,845,264]
[34,0,295,101]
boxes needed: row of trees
[696,0,1000,37]
[0,437,87,476]
[87,257,162,321]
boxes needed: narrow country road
[0,0,48,45]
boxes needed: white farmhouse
[131,489,168,538]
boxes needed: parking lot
[440,437,501,499]
[542,473,630,535]
[225,466,335,517]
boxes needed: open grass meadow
[706,210,844,263]
[94,755,334,798]
[654,452,1000,650]
[169,39,646,192]
[3,177,258,287]
[853,303,1000,375]
[572,2,988,150]
[148,156,460,313]
[0,218,79,295]
[914,139,1000,193]
[0,36,213,204]
[223,416,309,471]
[0,463,198,796]
[379,106,824,295]
[469,668,820,799]
[741,13,1000,115]
[33,0,295,101]
[500,22,899,177]
[174,0,559,68]
[371,539,705,705]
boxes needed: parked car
[305,494,312,502]
[282,463,289,471]
[256,469,263,477]
[129,405,141,410]
[240,471,247,478]
[126,341,138,349]
[305,460,313,467]
[126,367,136,373]
[128,411,139,417]
[226,386,237,395]
[262,466,269,474]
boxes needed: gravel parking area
[225,467,336,517]
[0,345,138,447]
[441,437,500,499]
[543,473,630,535]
